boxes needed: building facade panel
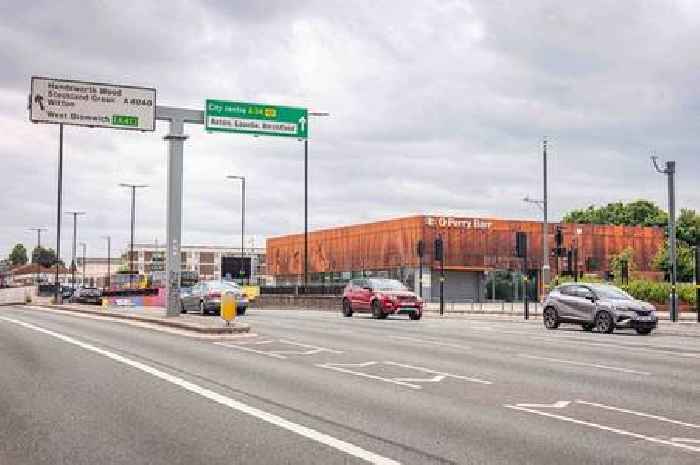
[267,215,665,297]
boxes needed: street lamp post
[651,156,678,322]
[226,175,246,283]
[64,211,85,289]
[79,242,87,286]
[523,195,547,294]
[102,235,111,290]
[303,111,330,289]
[119,183,149,288]
[28,227,47,283]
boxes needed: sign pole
[304,138,308,290]
[695,241,699,323]
[157,106,203,317]
[54,124,63,304]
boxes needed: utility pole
[542,137,550,286]
[651,156,678,322]
[79,242,86,286]
[695,240,699,323]
[28,227,47,283]
[226,175,246,284]
[119,183,148,289]
[102,235,111,290]
[54,124,63,304]
[302,111,330,289]
[64,211,85,290]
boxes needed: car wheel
[582,323,594,331]
[635,327,653,335]
[409,311,422,320]
[543,306,560,329]
[595,311,614,334]
[342,299,353,317]
[200,301,208,315]
[372,300,384,319]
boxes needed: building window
[200,252,215,264]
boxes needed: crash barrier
[260,284,346,296]
[101,288,165,307]
[0,286,32,305]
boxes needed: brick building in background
[266,215,664,302]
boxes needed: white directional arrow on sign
[514,401,571,409]
[298,116,306,132]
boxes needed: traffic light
[621,259,629,285]
[516,232,527,258]
[417,239,425,258]
[434,236,444,262]
[555,227,564,256]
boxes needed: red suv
[342,278,423,320]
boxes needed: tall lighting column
[226,175,246,283]
[303,111,330,289]
[119,183,149,288]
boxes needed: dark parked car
[543,283,657,335]
[70,287,102,305]
[180,280,249,316]
[342,278,423,320]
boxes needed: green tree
[31,246,61,268]
[652,239,695,282]
[609,247,637,283]
[9,243,28,266]
[562,200,667,227]
[676,208,700,245]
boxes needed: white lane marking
[575,400,700,429]
[514,401,571,408]
[389,335,471,350]
[672,438,700,444]
[316,361,422,389]
[215,339,343,358]
[517,354,651,376]
[277,339,344,355]
[382,361,493,385]
[505,404,700,454]
[393,375,445,383]
[532,336,700,358]
[0,316,401,465]
[213,342,288,359]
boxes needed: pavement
[1,305,699,465]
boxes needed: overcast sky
[1,0,699,260]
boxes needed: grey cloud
[1,0,699,259]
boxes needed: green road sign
[205,99,308,139]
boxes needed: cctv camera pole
[652,157,677,322]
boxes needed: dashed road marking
[316,360,492,389]
[517,354,651,376]
[505,401,700,454]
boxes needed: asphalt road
[1,306,699,465]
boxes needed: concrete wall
[0,287,31,305]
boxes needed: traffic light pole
[695,241,699,323]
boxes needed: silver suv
[543,283,657,335]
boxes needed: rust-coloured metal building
[267,215,664,302]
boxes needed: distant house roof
[11,263,70,275]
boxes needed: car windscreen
[206,281,241,292]
[592,285,633,300]
[368,279,407,291]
